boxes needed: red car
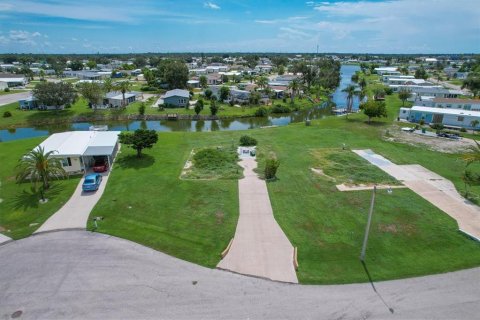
[93,158,109,172]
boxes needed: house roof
[433,98,480,104]
[164,89,189,98]
[36,131,120,157]
[411,106,480,117]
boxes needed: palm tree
[103,78,114,93]
[288,79,300,103]
[115,80,132,108]
[342,84,356,117]
[16,146,67,200]
[255,76,268,90]
[359,78,367,90]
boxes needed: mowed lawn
[0,138,80,239]
[88,132,241,268]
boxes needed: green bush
[4,87,10,92]
[460,127,467,132]
[138,103,146,115]
[430,123,444,130]
[3,111,12,118]
[265,156,280,180]
[239,135,257,146]
[384,87,393,95]
[271,104,291,114]
[255,107,268,117]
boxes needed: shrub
[460,127,467,132]
[210,101,219,116]
[4,87,10,92]
[138,103,146,115]
[384,87,393,95]
[271,104,291,114]
[239,135,257,146]
[430,123,444,130]
[282,97,287,103]
[3,111,12,118]
[265,156,280,180]
[255,107,268,117]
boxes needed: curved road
[1,231,479,319]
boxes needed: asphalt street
[1,231,479,319]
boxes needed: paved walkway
[217,157,298,283]
[34,171,110,233]
[0,233,11,245]
[354,149,480,240]
[1,231,480,319]
[0,91,31,106]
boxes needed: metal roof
[164,89,189,98]
[411,106,480,117]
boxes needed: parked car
[93,157,109,172]
[82,174,102,192]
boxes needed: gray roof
[164,89,189,99]
[83,145,115,156]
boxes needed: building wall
[164,96,188,107]
[408,110,480,128]
[56,156,83,174]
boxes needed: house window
[458,116,464,122]
[464,105,471,110]
[61,157,72,167]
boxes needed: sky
[0,0,479,54]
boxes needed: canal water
[0,65,360,142]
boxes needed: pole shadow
[361,260,395,314]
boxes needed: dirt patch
[311,168,336,182]
[215,211,224,224]
[385,125,477,153]
[378,224,398,233]
[0,225,5,232]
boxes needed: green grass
[183,146,243,180]
[0,138,80,239]
[0,89,29,96]
[448,79,463,86]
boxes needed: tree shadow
[361,260,395,314]
[116,154,155,169]
[9,183,62,211]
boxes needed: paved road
[217,157,298,283]
[1,231,480,319]
[34,171,110,233]
[354,149,480,240]
[0,233,11,245]
[0,91,31,106]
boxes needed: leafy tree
[77,82,104,111]
[219,86,230,101]
[103,78,114,93]
[351,73,359,83]
[118,129,158,158]
[138,102,146,115]
[415,67,428,80]
[221,74,229,83]
[342,84,356,116]
[233,75,242,83]
[255,106,268,117]
[16,146,67,201]
[210,100,219,116]
[194,100,204,115]
[278,65,285,75]
[360,100,387,123]
[114,81,132,108]
[86,60,97,70]
[255,76,269,90]
[398,88,412,107]
[133,56,147,68]
[199,75,208,89]
[156,59,189,89]
[69,60,84,71]
[39,69,46,81]
[249,91,261,105]
[204,88,213,100]
[462,72,480,98]
[33,82,77,112]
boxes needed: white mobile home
[399,106,480,129]
[34,131,121,174]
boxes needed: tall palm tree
[103,78,114,93]
[342,84,356,117]
[115,80,132,108]
[288,79,300,103]
[255,76,268,90]
[16,146,67,200]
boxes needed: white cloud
[7,30,42,45]
[71,37,78,41]
[204,2,220,10]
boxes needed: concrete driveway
[1,230,480,319]
[354,149,480,240]
[217,158,298,283]
[0,91,31,106]
[34,171,110,233]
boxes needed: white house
[374,67,400,75]
[104,91,141,108]
[34,131,121,174]
[0,73,28,87]
[382,75,414,83]
[399,106,480,129]
[417,98,480,111]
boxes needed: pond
[0,65,360,142]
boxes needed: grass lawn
[0,138,80,239]
[182,146,243,180]
[448,79,463,86]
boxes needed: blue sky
[0,0,479,53]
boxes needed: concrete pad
[35,171,111,233]
[217,157,298,283]
[336,184,406,192]
[0,233,12,245]
[355,149,480,240]
[0,91,31,106]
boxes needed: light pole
[360,186,392,262]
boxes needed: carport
[81,132,120,171]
